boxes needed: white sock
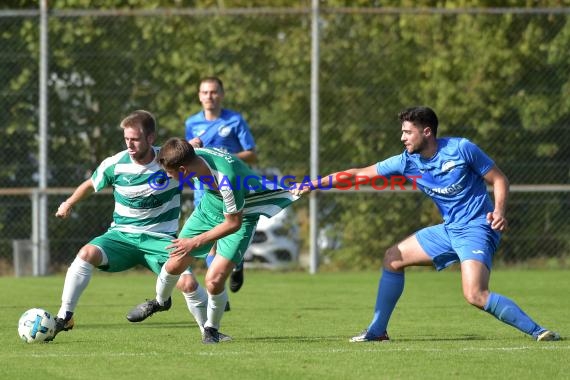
[182,284,208,333]
[58,257,94,319]
[156,265,180,305]
[205,289,228,330]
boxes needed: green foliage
[1,2,568,268]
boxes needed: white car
[244,207,300,269]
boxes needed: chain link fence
[1,5,569,275]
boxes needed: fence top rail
[0,184,569,196]
[1,7,568,18]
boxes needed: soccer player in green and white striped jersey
[128,137,298,343]
[49,110,215,341]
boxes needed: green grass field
[1,269,568,379]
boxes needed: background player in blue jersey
[184,76,257,295]
[185,77,256,167]
[293,106,561,342]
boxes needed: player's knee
[164,260,186,275]
[204,272,227,294]
[176,274,198,293]
[462,289,488,308]
[77,245,101,266]
[383,246,402,271]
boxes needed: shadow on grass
[242,334,488,343]
[395,334,487,342]
[242,335,355,343]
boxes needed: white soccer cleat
[536,330,562,342]
[349,329,390,343]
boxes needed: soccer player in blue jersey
[293,106,561,342]
[49,110,226,341]
[184,76,257,294]
[185,77,256,167]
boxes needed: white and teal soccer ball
[18,308,56,343]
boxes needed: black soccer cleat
[229,263,244,293]
[126,297,172,322]
[45,317,74,342]
[202,326,220,344]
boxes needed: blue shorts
[415,222,501,271]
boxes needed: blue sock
[367,269,405,338]
[205,255,215,268]
[484,292,543,338]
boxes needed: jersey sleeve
[376,154,406,177]
[236,116,256,151]
[458,138,495,176]
[90,156,115,192]
[219,172,245,214]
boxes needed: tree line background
[1,0,569,273]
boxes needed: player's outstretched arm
[55,178,95,218]
[290,164,378,196]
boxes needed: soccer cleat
[536,330,562,341]
[218,331,232,343]
[229,263,244,293]
[225,300,231,312]
[126,297,172,322]
[45,317,74,342]
[349,329,390,343]
[200,326,232,342]
[202,326,220,344]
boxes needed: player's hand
[55,202,72,218]
[188,137,203,148]
[487,211,508,232]
[166,238,198,258]
[290,183,313,196]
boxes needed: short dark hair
[398,106,439,137]
[157,137,197,170]
[120,110,156,137]
[199,76,224,93]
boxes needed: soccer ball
[18,308,56,343]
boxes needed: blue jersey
[376,137,495,226]
[184,109,256,154]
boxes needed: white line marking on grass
[196,345,570,356]
[21,352,162,358]
[9,345,568,359]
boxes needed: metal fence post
[37,0,50,276]
[309,0,320,274]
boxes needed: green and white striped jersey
[191,148,298,217]
[91,147,181,238]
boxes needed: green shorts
[179,205,259,264]
[89,229,175,274]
